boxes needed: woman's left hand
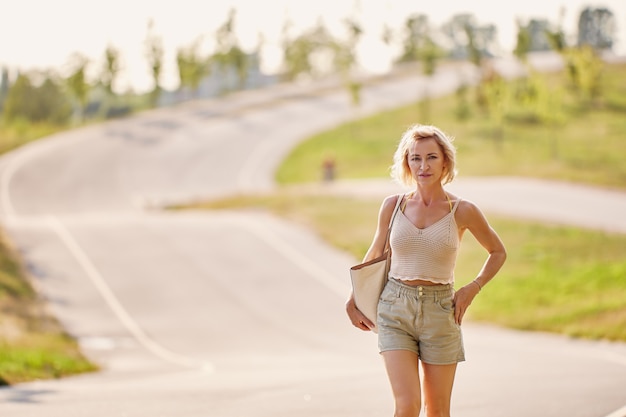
[453,282,480,325]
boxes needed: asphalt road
[1,53,625,417]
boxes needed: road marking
[604,404,626,417]
[0,136,72,223]
[0,149,24,222]
[46,215,215,373]
[0,135,78,223]
[239,216,350,297]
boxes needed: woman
[346,124,506,417]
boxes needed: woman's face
[407,137,446,185]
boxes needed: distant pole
[322,157,336,182]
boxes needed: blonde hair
[390,124,457,186]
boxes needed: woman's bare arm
[453,200,507,324]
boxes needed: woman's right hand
[346,295,375,331]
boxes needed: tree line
[0,6,616,129]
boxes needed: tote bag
[349,194,403,331]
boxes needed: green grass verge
[0,232,97,385]
[183,192,626,342]
[277,63,626,189]
[456,217,626,341]
[0,121,66,155]
[0,335,97,385]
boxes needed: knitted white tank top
[388,198,461,284]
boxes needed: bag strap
[383,193,405,253]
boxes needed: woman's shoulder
[382,192,405,206]
[448,194,487,227]
[379,193,405,214]
[446,192,477,209]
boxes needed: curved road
[1,54,625,417]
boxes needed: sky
[1,0,624,93]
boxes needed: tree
[417,35,442,123]
[397,14,442,121]
[513,18,555,134]
[545,26,567,52]
[101,45,121,97]
[176,37,207,98]
[461,20,490,111]
[3,72,71,124]
[281,20,315,81]
[450,16,501,113]
[545,7,568,52]
[144,20,164,106]
[398,14,429,63]
[3,73,36,122]
[481,68,510,149]
[281,20,333,81]
[38,76,73,124]
[65,53,90,121]
[445,14,506,137]
[515,19,552,57]
[564,45,604,105]
[577,7,615,50]
[333,16,363,106]
[514,19,532,61]
[441,13,498,61]
[212,8,249,91]
[381,24,394,46]
[442,14,472,59]
[464,22,482,67]
[0,67,9,112]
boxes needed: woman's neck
[413,185,446,207]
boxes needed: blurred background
[1,0,625,406]
[0,0,623,128]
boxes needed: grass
[0,231,97,385]
[456,218,626,341]
[277,62,626,190]
[0,335,97,385]
[184,192,626,342]
[0,120,67,155]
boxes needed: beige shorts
[377,278,465,365]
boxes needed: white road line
[1,135,78,223]
[239,216,350,297]
[0,136,70,223]
[0,150,23,222]
[604,404,626,417]
[46,215,215,373]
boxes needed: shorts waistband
[387,278,454,299]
